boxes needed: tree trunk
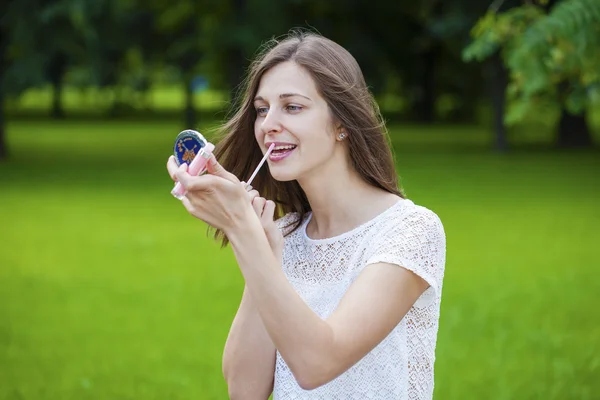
[184,78,196,128]
[51,79,65,119]
[489,52,508,152]
[0,27,7,160]
[0,95,6,160]
[557,109,592,149]
[48,52,67,119]
[228,0,246,97]
[412,44,439,123]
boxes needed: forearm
[227,214,335,386]
[223,286,275,399]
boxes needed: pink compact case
[171,129,215,200]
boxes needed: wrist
[225,205,263,243]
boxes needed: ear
[334,122,346,141]
[335,124,347,141]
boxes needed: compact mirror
[173,129,208,166]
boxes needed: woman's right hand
[166,158,282,260]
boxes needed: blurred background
[1,0,599,399]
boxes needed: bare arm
[166,160,278,399]
[222,193,282,399]
[227,209,432,390]
[222,285,275,400]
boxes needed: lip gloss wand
[243,143,275,190]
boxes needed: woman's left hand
[166,155,256,235]
[250,195,284,261]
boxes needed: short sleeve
[366,206,446,304]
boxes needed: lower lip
[269,147,296,162]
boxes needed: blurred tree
[37,0,86,119]
[451,0,522,151]
[306,0,491,124]
[1,0,52,159]
[425,0,512,140]
[150,0,203,127]
[219,0,297,98]
[463,0,600,148]
[45,51,70,119]
[0,22,6,160]
[145,0,252,127]
[4,0,96,119]
[76,0,140,115]
[2,0,134,117]
[121,9,158,110]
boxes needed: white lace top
[273,198,446,400]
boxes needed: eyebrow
[254,93,312,102]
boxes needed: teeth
[273,145,296,150]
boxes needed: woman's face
[253,61,342,182]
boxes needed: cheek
[254,120,264,143]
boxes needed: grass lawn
[1,119,599,399]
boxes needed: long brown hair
[210,29,404,246]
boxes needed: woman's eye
[286,105,302,113]
[256,107,268,116]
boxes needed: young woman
[166,31,446,400]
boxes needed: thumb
[206,155,239,183]
[262,201,280,236]
[174,163,192,188]
[261,200,277,227]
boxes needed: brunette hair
[210,29,403,246]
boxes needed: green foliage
[2,0,128,96]
[463,0,600,124]
[2,0,55,95]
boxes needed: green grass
[1,120,599,399]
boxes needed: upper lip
[265,142,297,149]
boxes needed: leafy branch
[463,0,600,124]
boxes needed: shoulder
[401,200,445,235]
[384,199,445,236]
[366,199,447,297]
[370,199,446,253]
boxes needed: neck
[297,156,400,240]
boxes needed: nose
[261,108,283,135]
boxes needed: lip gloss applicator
[244,143,275,190]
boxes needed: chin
[270,172,298,182]
[268,166,300,182]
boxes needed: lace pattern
[273,199,446,399]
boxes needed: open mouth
[269,145,297,161]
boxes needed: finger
[167,157,182,181]
[206,155,240,183]
[252,197,267,218]
[180,195,194,214]
[174,163,195,189]
[246,189,260,203]
[262,200,276,225]
[241,181,254,193]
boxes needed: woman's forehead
[256,62,319,100]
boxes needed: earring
[338,132,346,140]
